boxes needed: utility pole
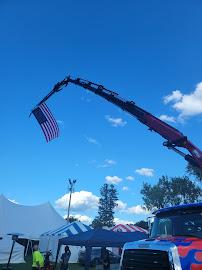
[67,178,77,223]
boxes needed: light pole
[67,178,77,222]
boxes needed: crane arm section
[34,75,202,170]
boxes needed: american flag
[32,102,59,142]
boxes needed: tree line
[67,165,202,229]
[73,165,202,228]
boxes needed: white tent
[0,194,66,263]
[39,221,91,263]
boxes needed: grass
[0,257,93,270]
[0,263,85,270]
[0,255,99,270]
[0,256,31,270]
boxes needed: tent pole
[54,242,61,270]
[3,235,18,270]
[85,246,92,270]
[6,240,15,269]
[47,235,51,251]
[30,239,33,256]
[25,239,29,257]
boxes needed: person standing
[32,244,44,270]
[102,249,110,270]
[60,245,71,270]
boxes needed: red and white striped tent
[111,224,148,234]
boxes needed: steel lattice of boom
[31,75,202,170]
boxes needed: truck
[121,203,202,269]
[32,75,202,269]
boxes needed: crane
[31,75,202,170]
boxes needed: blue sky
[1,0,202,224]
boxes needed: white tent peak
[0,194,66,239]
[0,194,52,208]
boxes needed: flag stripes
[32,102,59,142]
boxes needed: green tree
[91,184,118,228]
[134,220,148,230]
[68,216,79,223]
[186,163,202,181]
[141,175,201,211]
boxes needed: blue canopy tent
[54,228,147,269]
[40,221,91,262]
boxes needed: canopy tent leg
[85,246,92,270]
[54,243,61,270]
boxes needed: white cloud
[105,176,122,184]
[164,90,183,104]
[159,114,176,123]
[115,198,149,216]
[86,137,99,145]
[105,115,127,127]
[126,176,134,181]
[71,214,92,224]
[98,159,116,168]
[115,200,127,211]
[127,205,149,215]
[55,191,99,212]
[122,186,129,191]
[164,83,202,118]
[135,168,155,177]
[105,159,116,165]
[114,217,134,225]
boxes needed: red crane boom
[32,75,202,170]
